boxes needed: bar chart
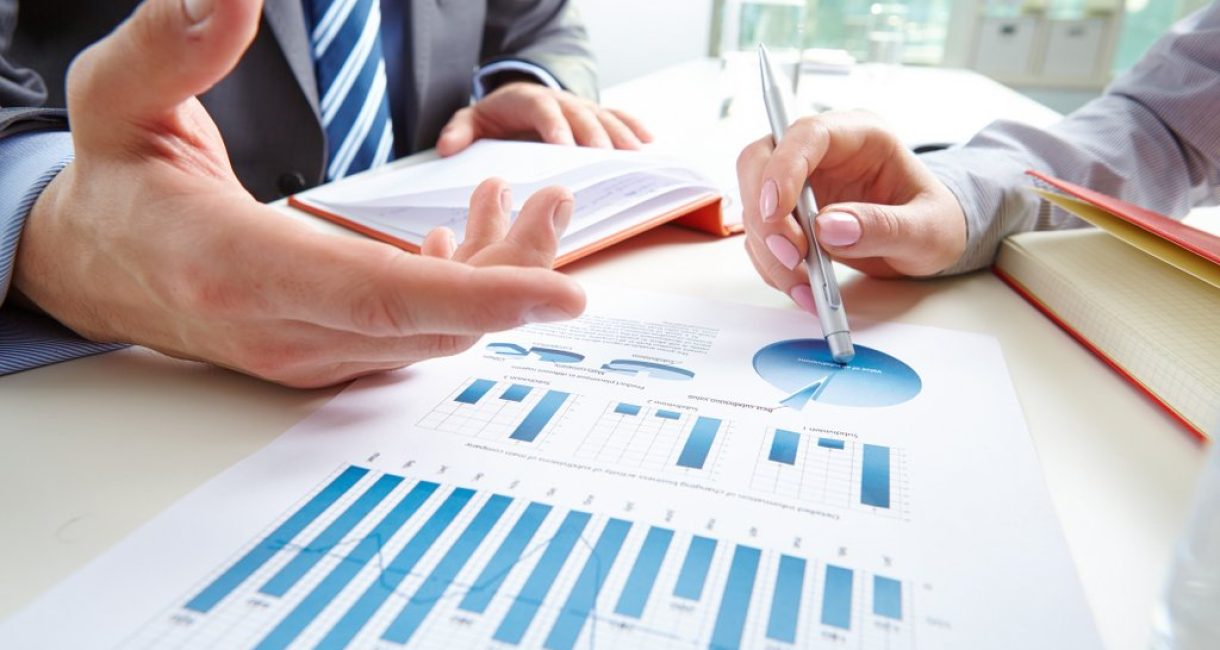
[750,428,910,517]
[574,401,728,474]
[416,377,575,443]
[127,466,918,650]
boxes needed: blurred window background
[582,0,1212,113]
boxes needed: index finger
[759,111,897,223]
[220,204,586,337]
[757,116,832,223]
[736,135,811,288]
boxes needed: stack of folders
[994,172,1220,440]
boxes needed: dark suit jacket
[0,0,597,200]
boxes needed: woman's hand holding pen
[736,110,968,306]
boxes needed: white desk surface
[0,59,1205,650]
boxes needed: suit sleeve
[921,3,1220,274]
[480,0,598,101]
[0,0,124,374]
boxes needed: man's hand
[736,110,966,309]
[13,0,585,388]
[436,81,653,156]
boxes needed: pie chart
[753,339,921,409]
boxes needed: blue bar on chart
[500,384,533,402]
[315,488,475,650]
[456,379,497,404]
[817,437,846,450]
[614,526,674,618]
[544,519,633,650]
[821,565,854,630]
[509,390,570,442]
[493,510,592,644]
[860,445,892,508]
[185,465,368,613]
[709,545,761,650]
[873,575,903,620]
[655,409,682,420]
[768,429,800,465]
[459,502,553,614]
[674,535,718,600]
[766,555,806,643]
[254,480,440,650]
[260,473,402,597]
[381,495,513,644]
[676,417,722,469]
[614,402,641,416]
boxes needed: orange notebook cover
[289,140,742,269]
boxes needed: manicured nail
[789,284,816,314]
[759,179,779,221]
[765,234,801,270]
[500,188,513,214]
[183,0,215,24]
[552,199,574,235]
[524,305,574,324]
[817,211,862,247]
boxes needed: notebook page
[997,229,1220,436]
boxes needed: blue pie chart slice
[486,343,584,364]
[753,339,921,408]
[601,359,695,381]
[487,342,528,357]
[529,347,585,363]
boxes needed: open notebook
[994,173,1220,440]
[290,140,741,267]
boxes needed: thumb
[436,108,478,157]
[814,198,962,277]
[67,0,262,135]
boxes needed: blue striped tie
[304,0,396,180]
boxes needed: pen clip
[817,256,843,308]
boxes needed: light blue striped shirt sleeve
[472,59,564,99]
[923,3,1220,274]
[1,130,126,375]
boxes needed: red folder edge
[1027,170,1220,264]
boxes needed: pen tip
[827,333,855,365]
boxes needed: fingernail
[789,284,816,314]
[765,234,801,270]
[817,211,862,247]
[183,0,215,24]
[441,229,456,258]
[500,188,513,214]
[552,200,574,236]
[759,180,779,221]
[524,305,574,324]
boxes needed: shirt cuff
[0,130,126,375]
[0,130,74,303]
[472,59,564,100]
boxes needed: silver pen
[758,44,855,364]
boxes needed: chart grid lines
[139,467,918,650]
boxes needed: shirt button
[277,171,309,196]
